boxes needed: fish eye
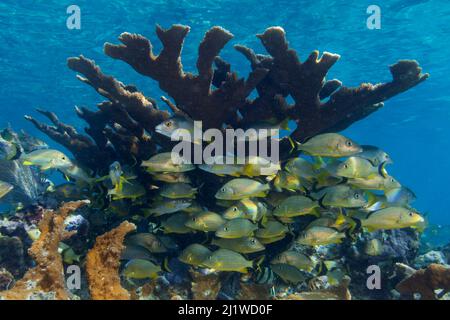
[62,157,66,160]
[343,164,349,169]
[346,140,352,147]
[224,227,228,231]
[250,239,256,244]
[165,121,173,127]
[408,212,414,217]
[232,207,238,212]
[354,193,360,199]
[390,178,395,182]
[221,188,226,193]
[192,217,196,222]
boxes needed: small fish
[334,157,384,179]
[26,228,41,241]
[199,155,244,177]
[61,164,93,184]
[273,195,319,218]
[238,118,290,142]
[22,149,73,170]
[255,220,289,239]
[364,239,384,256]
[122,259,161,280]
[215,218,258,239]
[358,145,393,167]
[155,116,203,145]
[222,199,268,222]
[271,263,307,285]
[257,234,286,244]
[313,185,367,208]
[273,171,304,192]
[126,233,167,253]
[161,213,193,234]
[347,174,401,191]
[296,226,346,246]
[201,249,255,273]
[141,152,195,173]
[385,187,416,206]
[107,180,146,200]
[185,211,225,232]
[254,266,276,284]
[160,183,198,199]
[215,178,270,200]
[271,251,317,272]
[241,156,281,177]
[0,181,13,199]
[178,244,212,266]
[52,183,85,199]
[211,237,265,254]
[58,243,81,264]
[361,207,424,232]
[151,172,191,184]
[295,133,362,158]
[145,199,191,216]
[0,135,18,160]
[121,245,156,262]
[284,157,317,180]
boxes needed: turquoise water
[0,0,449,226]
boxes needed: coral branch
[238,26,429,142]
[24,110,106,170]
[395,264,450,300]
[86,221,136,300]
[0,201,89,300]
[104,25,268,128]
[68,55,169,132]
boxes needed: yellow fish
[361,207,424,232]
[215,178,270,200]
[122,259,161,279]
[178,244,212,266]
[141,152,195,173]
[215,218,258,238]
[297,226,346,246]
[273,195,319,218]
[185,211,225,232]
[296,133,362,158]
[211,237,265,254]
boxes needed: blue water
[0,0,449,225]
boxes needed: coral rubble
[86,221,136,300]
[396,263,450,300]
[0,201,88,300]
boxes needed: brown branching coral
[395,264,450,300]
[85,221,136,300]
[104,25,269,128]
[237,26,429,142]
[0,200,89,300]
[26,24,427,170]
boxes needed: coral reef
[395,263,450,300]
[0,201,88,300]
[190,269,221,300]
[86,221,136,300]
[3,24,432,301]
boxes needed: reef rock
[414,250,448,269]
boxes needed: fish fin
[252,255,265,272]
[242,164,255,177]
[239,268,249,274]
[312,156,326,170]
[365,191,378,207]
[22,160,33,166]
[287,136,298,154]
[162,257,172,273]
[378,161,388,178]
[311,207,321,218]
[280,117,290,131]
[95,175,109,182]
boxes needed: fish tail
[252,255,265,272]
[162,257,172,273]
[280,117,290,131]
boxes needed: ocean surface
[0,0,449,227]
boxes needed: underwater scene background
[0,0,449,300]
